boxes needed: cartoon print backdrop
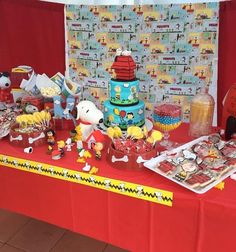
[65,3,219,122]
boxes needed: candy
[153,104,182,132]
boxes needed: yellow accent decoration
[214,181,225,191]
[0,154,173,207]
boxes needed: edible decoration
[109,79,139,105]
[111,49,135,80]
[144,134,236,194]
[153,103,182,148]
[106,126,162,170]
[214,181,225,190]
[104,49,145,130]
[76,100,104,141]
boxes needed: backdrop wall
[0,0,236,125]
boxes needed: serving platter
[144,135,236,194]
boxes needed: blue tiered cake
[103,50,145,130]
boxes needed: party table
[0,124,236,252]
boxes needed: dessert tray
[144,135,236,194]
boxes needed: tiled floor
[0,209,128,252]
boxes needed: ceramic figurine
[65,138,73,151]
[76,100,103,141]
[92,142,104,160]
[0,72,13,103]
[57,140,65,157]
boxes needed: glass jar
[189,88,215,138]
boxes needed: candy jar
[153,103,182,148]
[189,87,215,138]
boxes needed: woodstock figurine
[76,100,103,141]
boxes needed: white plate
[144,136,236,194]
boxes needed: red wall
[218,0,236,124]
[0,0,236,126]
[0,0,65,76]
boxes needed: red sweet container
[21,96,44,113]
[106,143,158,171]
[9,124,48,147]
[53,118,75,131]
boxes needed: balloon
[120,110,126,118]
[113,108,119,115]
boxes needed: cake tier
[104,100,145,130]
[110,79,139,106]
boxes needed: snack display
[144,135,236,193]
[153,103,182,147]
[40,86,61,98]
[9,110,51,147]
[103,49,145,130]
[107,126,162,170]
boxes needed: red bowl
[107,143,158,171]
[9,124,48,147]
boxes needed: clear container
[189,88,215,138]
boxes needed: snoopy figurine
[76,100,103,141]
[0,72,13,103]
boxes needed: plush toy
[76,100,104,141]
[0,72,13,103]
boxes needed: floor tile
[0,244,25,252]
[8,219,65,252]
[50,230,107,252]
[0,209,30,243]
[104,244,129,252]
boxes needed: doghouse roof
[86,130,105,142]
[111,56,136,71]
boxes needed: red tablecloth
[0,124,236,252]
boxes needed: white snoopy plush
[76,100,104,141]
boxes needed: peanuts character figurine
[46,129,55,154]
[76,100,103,141]
[57,140,65,158]
[92,142,104,160]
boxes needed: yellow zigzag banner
[0,154,173,207]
